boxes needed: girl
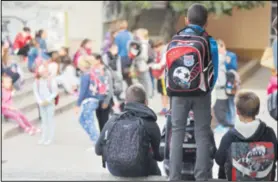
[2,75,39,135]
[132,28,153,98]
[57,48,79,94]
[75,56,100,148]
[35,29,48,52]
[33,64,58,145]
[91,53,114,131]
[73,39,92,69]
[48,51,60,78]
[27,39,40,72]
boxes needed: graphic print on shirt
[89,69,109,96]
[231,142,274,181]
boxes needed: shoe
[25,127,31,133]
[29,129,35,136]
[158,108,168,116]
[44,140,52,145]
[214,125,229,134]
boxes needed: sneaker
[158,108,168,116]
[214,125,229,134]
[29,129,35,136]
[25,127,31,133]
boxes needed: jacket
[13,33,31,50]
[133,40,149,73]
[225,51,238,71]
[182,24,219,88]
[95,102,163,162]
[214,54,228,100]
[216,119,277,180]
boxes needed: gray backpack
[103,112,149,174]
[267,90,277,121]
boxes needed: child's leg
[96,101,111,132]
[16,111,33,128]
[2,107,29,130]
[46,104,56,142]
[39,106,48,142]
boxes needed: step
[2,95,77,140]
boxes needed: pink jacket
[267,76,278,95]
[2,88,13,108]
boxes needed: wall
[177,2,272,61]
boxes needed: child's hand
[74,106,80,115]
[101,103,108,109]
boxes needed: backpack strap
[176,26,205,36]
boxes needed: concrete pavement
[2,67,277,180]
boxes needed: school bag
[36,79,59,105]
[225,70,240,96]
[227,140,275,181]
[102,112,149,175]
[267,90,277,121]
[89,68,109,96]
[128,40,142,60]
[165,26,213,97]
[152,50,166,79]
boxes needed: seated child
[2,75,39,135]
[215,91,277,181]
[95,84,163,177]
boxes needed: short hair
[236,91,260,118]
[23,27,31,32]
[187,3,208,27]
[126,84,147,104]
[78,55,94,69]
[217,39,226,49]
[136,28,149,40]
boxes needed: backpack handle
[177,26,205,36]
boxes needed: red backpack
[36,79,59,105]
[89,68,108,96]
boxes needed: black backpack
[267,90,277,121]
[166,26,213,97]
[102,112,149,175]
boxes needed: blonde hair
[136,28,149,40]
[78,55,95,69]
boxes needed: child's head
[30,39,39,48]
[109,44,118,55]
[217,39,226,55]
[49,51,60,62]
[153,40,164,52]
[78,55,94,72]
[126,84,147,105]
[59,47,69,56]
[35,29,47,39]
[235,92,260,121]
[186,3,208,28]
[37,64,49,79]
[2,75,13,90]
[91,53,105,67]
[136,28,149,41]
[80,39,92,49]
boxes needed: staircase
[2,57,78,139]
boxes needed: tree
[119,1,265,41]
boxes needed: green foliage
[120,1,266,17]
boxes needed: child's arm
[215,132,233,167]
[77,74,90,106]
[46,79,59,103]
[226,51,238,71]
[33,80,43,105]
[102,70,114,108]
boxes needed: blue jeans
[79,98,99,142]
[226,96,236,125]
[39,103,55,142]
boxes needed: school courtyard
[2,67,277,181]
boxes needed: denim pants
[226,96,236,125]
[79,98,99,142]
[169,94,214,181]
[39,103,55,142]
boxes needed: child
[57,47,79,94]
[48,51,60,78]
[27,39,40,72]
[151,40,168,115]
[33,64,58,145]
[91,53,114,132]
[2,76,39,135]
[213,43,230,132]
[215,91,277,180]
[75,56,101,149]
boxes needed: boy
[215,91,277,180]
[151,40,168,115]
[95,84,163,177]
[168,4,218,181]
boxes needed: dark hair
[61,47,69,55]
[80,38,91,48]
[126,84,147,104]
[61,56,72,71]
[23,27,31,32]
[153,39,164,48]
[236,92,260,119]
[187,3,208,27]
[35,29,44,39]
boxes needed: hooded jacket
[95,102,163,162]
[216,119,277,180]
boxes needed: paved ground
[2,67,277,180]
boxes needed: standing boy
[168,4,218,181]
